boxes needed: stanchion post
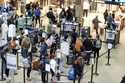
[0,57,6,81]
[17,52,19,70]
[57,58,60,81]
[46,72,48,83]
[88,53,94,83]
[88,64,94,83]
[0,51,6,81]
[94,55,99,76]
[23,67,26,83]
[106,49,111,66]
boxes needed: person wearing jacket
[66,7,73,21]
[75,37,83,58]
[59,8,66,20]
[60,35,69,72]
[35,6,41,25]
[47,8,56,24]
[83,36,93,65]
[39,37,48,83]
[21,30,32,81]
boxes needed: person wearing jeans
[21,31,32,81]
[40,38,48,83]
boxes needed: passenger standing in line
[83,36,93,65]
[39,37,48,83]
[35,6,41,25]
[49,49,57,81]
[21,30,32,81]
[8,21,16,41]
[93,35,102,60]
[59,8,66,21]
[60,35,70,72]
[47,8,56,24]
[66,7,73,21]
[103,9,108,24]
[107,13,113,29]
[71,29,78,50]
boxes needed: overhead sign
[7,54,17,70]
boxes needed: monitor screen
[105,0,125,2]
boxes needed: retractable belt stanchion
[94,53,99,76]
[105,29,115,66]
[57,58,60,81]
[106,43,112,66]
[23,67,26,83]
[0,54,6,81]
[88,52,94,83]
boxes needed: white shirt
[83,1,90,10]
[60,40,70,56]
[2,12,8,21]
[46,35,55,47]
[0,38,7,47]
[8,24,16,38]
[1,22,8,41]
[50,59,57,73]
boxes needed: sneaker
[27,77,31,81]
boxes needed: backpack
[68,67,76,80]
[95,39,102,49]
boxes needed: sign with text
[7,54,17,70]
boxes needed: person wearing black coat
[83,36,93,65]
[121,75,125,83]
[66,7,73,21]
[47,8,56,24]
[59,8,66,19]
